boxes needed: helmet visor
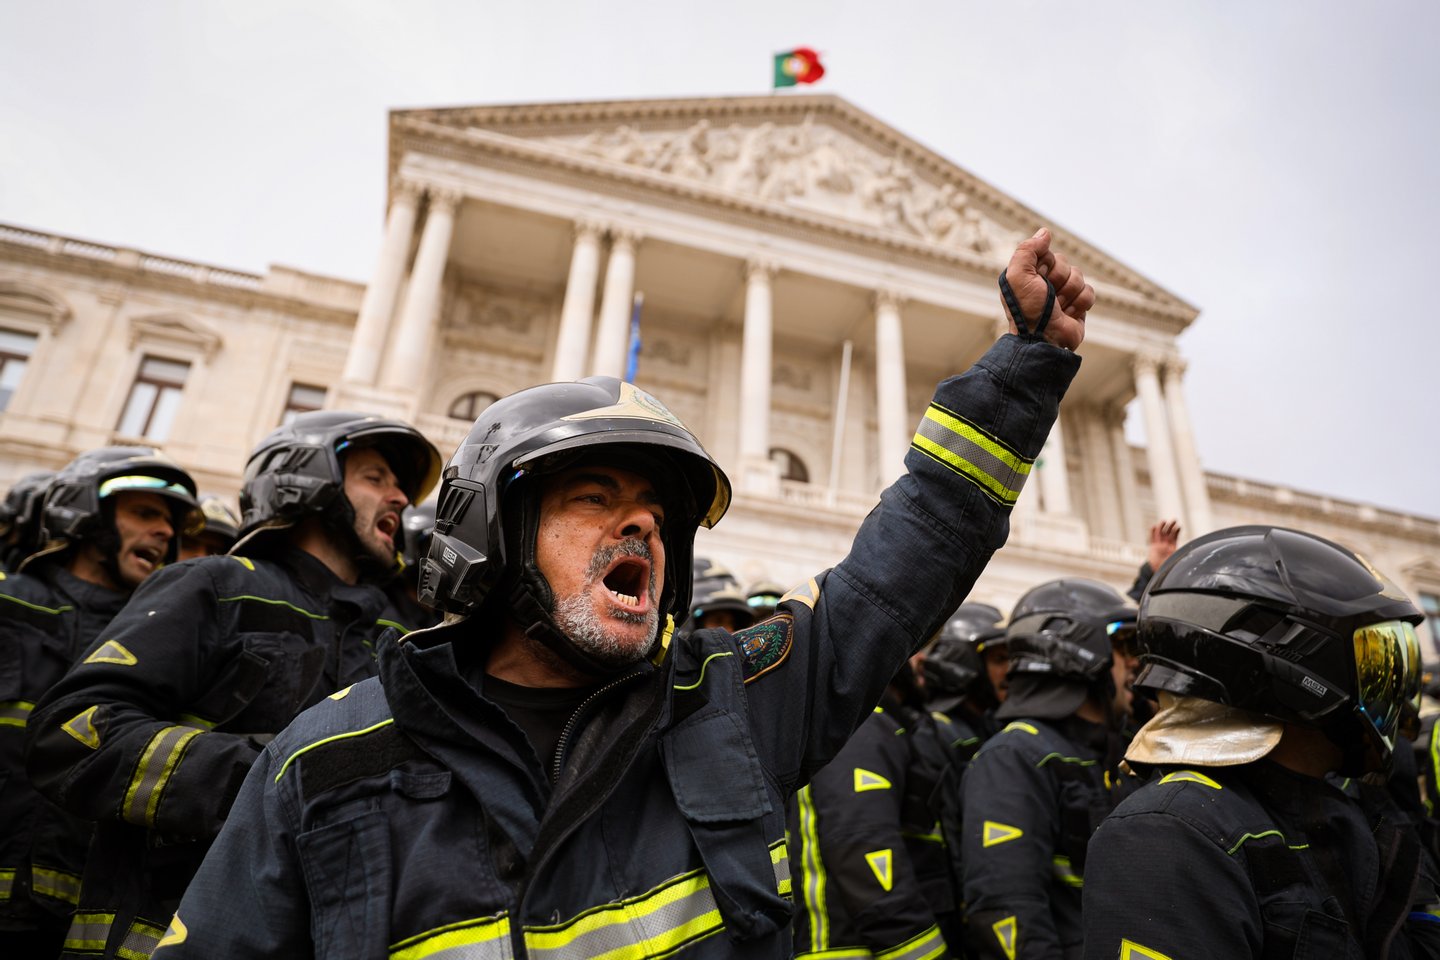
[1352,619,1422,751]
[99,475,203,535]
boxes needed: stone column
[1132,351,1186,524]
[381,188,460,390]
[874,290,909,485]
[737,260,776,467]
[1106,404,1145,544]
[590,230,640,380]
[344,179,421,385]
[1038,412,1073,515]
[551,219,604,382]
[1162,358,1214,535]
[1082,406,1123,538]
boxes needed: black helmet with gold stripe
[421,377,731,675]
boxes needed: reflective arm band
[911,403,1032,506]
[0,700,35,729]
[122,725,204,826]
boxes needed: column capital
[745,258,779,282]
[1161,355,1189,380]
[573,217,606,240]
[610,227,643,250]
[1102,402,1130,430]
[391,178,424,203]
[427,188,464,213]
[1131,349,1165,376]
[873,288,907,312]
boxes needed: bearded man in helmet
[153,229,1091,959]
[26,412,440,960]
[1083,526,1440,960]
[1,449,198,955]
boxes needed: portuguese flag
[774,48,825,87]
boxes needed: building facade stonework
[4,94,1439,644]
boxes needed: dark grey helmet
[238,411,441,540]
[1006,579,1135,683]
[0,470,56,565]
[421,377,730,675]
[924,602,1005,709]
[195,495,241,544]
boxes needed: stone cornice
[1205,470,1440,540]
[0,223,363,326]
[386,101,1198,333]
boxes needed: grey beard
[550,539,660,669]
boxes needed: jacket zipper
[550,671,642,784]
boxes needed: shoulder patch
[62,706,101,749]
[1158,769,1223,790]
[864,849,894,891]
[992,916,1018,960]
[1120,939,1172,960]
[733,615,793,684]
[983,820,1024,847]
[84,640,138,666]
[854,768,892,792]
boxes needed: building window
[770,447,810,484]
[448,390,499,422]
[116,355,191,441]
[281,383,327,425]
[0,328,38,412]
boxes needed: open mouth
[600,556,651,610]
[376,512,400,545]
[132,544,163,571]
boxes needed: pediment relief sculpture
[564,115,1019,257]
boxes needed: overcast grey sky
[2,1,1436,517]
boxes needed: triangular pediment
[127,311,223,360]
[390,95,1194,314]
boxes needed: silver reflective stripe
[117,919,167,960]
[877,923,946,960]
[388,913,512,959]
[65,912,115,952]
[0,699,34,728]
[526,845,790,959]
[32,865,82,905]
[123,725,203,825]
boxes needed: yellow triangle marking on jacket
[992,916,1018,960]
[62,706,100,750]
[983,820,1024,847]
[1120,939,1172,960]
[156,913,188,947]
[84,640,137,666]
[854,767,892,792]
[779,578,819,610]
[864,849,893,892]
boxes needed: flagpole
[827,339,853,507]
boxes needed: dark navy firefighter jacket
[154,334,1080,960]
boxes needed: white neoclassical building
[4,94,1439,642]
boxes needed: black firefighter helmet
[31,447,200,568]
[997,579,1135,721]
[0,469,56,565]
[1136,525,1422,776]
[237,411,441,546]
[924,602,1006,712]
[420,377,731,675]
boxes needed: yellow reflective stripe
[0,591,73,615]
[176,712,217,730]
[1051,855,1083,889]
[65,912,116,952]
[794,949,871,959]
[230,555,255,571]
[0,868,14,900]
[0,699,35,728]
[672,652,735,691]
[376,618,411,635]
[275,718,395,782]
[31,865,82,905]
[877,923,947,960]
[123,725,204,826]
[217,595,329,620]
[1036,752,1097,769]
[1157,769,1223,790]
[525,844,790,960]
[797,784,830,953]
[1226,830,1310,856]
[117,918,168,960]
[389,912,512,959]
[912,405,1033,506]
[1001,721,1038,735]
